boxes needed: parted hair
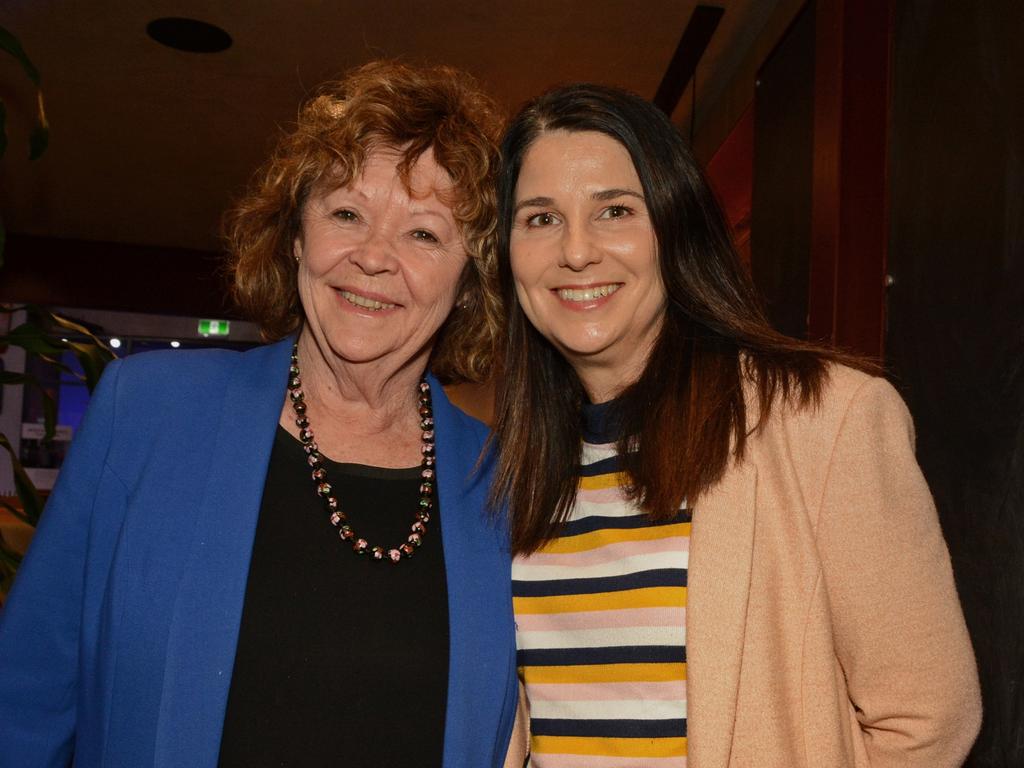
[224,60,504,383]
[492,84,871,555]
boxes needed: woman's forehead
[330,145,457,204]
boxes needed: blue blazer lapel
[430,376,518,768]
[153,339,293,768]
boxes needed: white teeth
[557,284,622,302]
[340,290,397,311]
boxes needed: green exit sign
[198,319,230,336]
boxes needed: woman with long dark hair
[493,84,980,767]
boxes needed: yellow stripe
[537,522,691,555]
[532,735,687,758]
[514,586,685,614]
[522,662,686,684]
[578,472,629,491]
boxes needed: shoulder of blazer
[100,339,294,481]
[741,360,891,440]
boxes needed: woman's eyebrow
[407,204,454,221]
[592,188,644,202]
[514,196,555,214]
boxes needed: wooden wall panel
[808,0,892,357]
[751,2,816,338]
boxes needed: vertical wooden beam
[653,6,725,116]
[808,0,893,357]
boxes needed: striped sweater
[512,402,690,767]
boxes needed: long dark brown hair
[491,84,870,555]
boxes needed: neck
[566,331,661,405]
[295,328,429,429]
[570,354,648,405]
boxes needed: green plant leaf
[66,342,113,391]
[41,389,57,441]
[5,321,71,361]
[0,368,57,440]
[0,433,43,526]
[48,311,111,348]
[0,535,25,601]
[0,497,33,527]
[0,546,23,570]
[30,311,115,391]
[0,370,34,385]
[0,26,41,86]
[0,536,23,603]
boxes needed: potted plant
[0,27,114,599]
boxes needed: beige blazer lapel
[686,458,758,768]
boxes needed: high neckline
[582,398,625,444]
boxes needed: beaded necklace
[287,343,435,563]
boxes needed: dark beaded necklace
[287,343,435,563]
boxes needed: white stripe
[517,625,685,650]
[513,550,688,581]
[566,497,640,518]
[529,697,687,721]
[567,497,689,521]
[581,443,618,462]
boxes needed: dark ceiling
[1,1,778,255]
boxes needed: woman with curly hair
[0,61,518,768]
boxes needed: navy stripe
[513,568,686,597]
[578,455,623,477]
[558,510,690,538]
[518,645,685,667]
[531,717,687,739]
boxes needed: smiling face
[295,147,468,373]
[510,129,667,399]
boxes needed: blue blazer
[0,338,518,767]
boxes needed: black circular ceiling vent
[146,17,232,53]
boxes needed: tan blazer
[506,365,981,768]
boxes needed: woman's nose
[559,224,602,271]
[351,231,399,275]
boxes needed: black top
[218,426,450,767]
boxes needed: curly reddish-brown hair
[224,60,504,383]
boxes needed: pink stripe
[533,753,685,767]
[528,679,686,702]
[522,536,688,567]
[576,486,627,503]
[515,606,685,632]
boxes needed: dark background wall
[747,1,1022,762]
[887,1,1024,765]
[751,1,815,339]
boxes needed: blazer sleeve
[815,375,981,766]
[0,358,123,766]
